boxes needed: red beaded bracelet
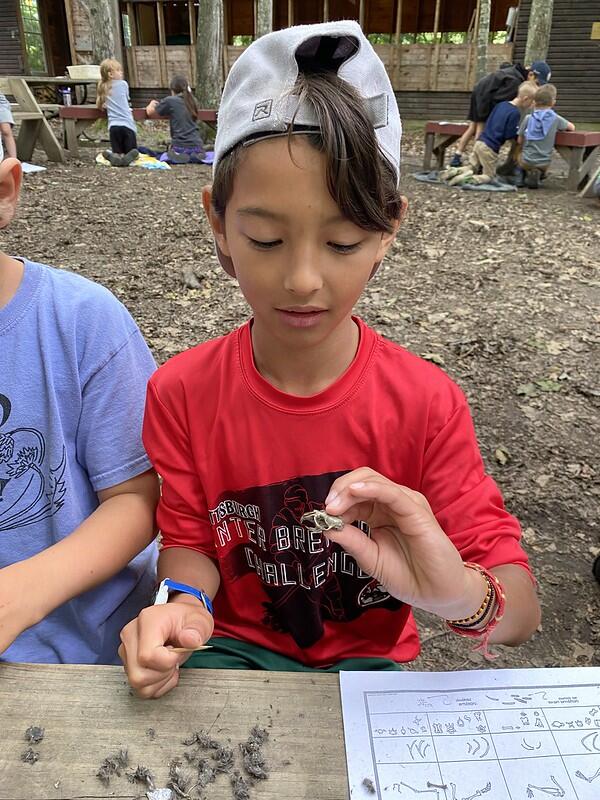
[446,563,507,660]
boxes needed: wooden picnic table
[59,105,218,157]
[0,662,348,800]
[423,121,600,192]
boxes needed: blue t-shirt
[0,260,157,664]
[105,79,137,132]
[479,100,521,153]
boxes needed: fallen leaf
[421,353,445,366]
[494,446,511,466]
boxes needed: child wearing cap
[450,60,551,168]
[119,22,540,696]
[517,83,575,189]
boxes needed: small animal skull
[301,510,345,532]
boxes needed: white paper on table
[340,667,600,800]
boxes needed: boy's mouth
[276,306,327,328]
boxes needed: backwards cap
[213,21,402,182]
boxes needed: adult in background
[450,60,551,167]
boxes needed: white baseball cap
[213,20,402,181]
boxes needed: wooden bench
[59,105,217,156]
[0,76,64,163]
[423,121,600,192]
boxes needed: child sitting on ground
[97,58,139,167]
[0,156,159,663]
[518,83,575,189]
[0,92,17,161]
[469,82,536,183]
[119,21,540,696]
[145,75,206,164]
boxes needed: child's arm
[119,546,219,698]
[0,469,159,655]
[145,99,161,119]
[323,468,540,646]
[566,121,575,131]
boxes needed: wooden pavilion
[1,0,599,121]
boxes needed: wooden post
[429,0,441,91]
[196,0,225,107]
[467,0,480,88]
[391,0,403,89]
[359,0,365,30]
[288,0,293,26]
[323,0,329,23]
[126,2,138,87]
[62,0,77,65]
[189,1,196,43]
[157,0,167,86]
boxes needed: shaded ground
[5,127,599,671]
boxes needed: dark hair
[212,71,401,234]
[170,74,198,120]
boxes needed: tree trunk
[79,0,120,63]
[524,0,554,65]
[255,0,273,38]
[475,0,491,81]
[195,0,225,109]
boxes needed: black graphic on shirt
[209,471,401,649]
[0,393,67,532]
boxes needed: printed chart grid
[362,683,600,800]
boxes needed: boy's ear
[201,184,236,278]
[370,196,408,278]
[0,158,23,229]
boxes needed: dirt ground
[4,126,599,671]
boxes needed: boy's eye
[329,242,361,254]
[247,237,282,250]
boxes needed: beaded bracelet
[446,563,506,660]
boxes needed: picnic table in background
[59,106,218,157]
[1,75,98,164]
[423,121,600,192]
[0,662,346,799]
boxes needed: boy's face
[203,137,400,350]
[0,158,22,231]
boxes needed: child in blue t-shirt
[469,82,536,183]
[0,156,159,664]
[97,58,139,167]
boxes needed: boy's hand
[324,468,486,620]
[119,596,214,698]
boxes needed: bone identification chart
[340,667,600,800]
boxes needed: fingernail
[325,490,338,505]
[350,481,365,489]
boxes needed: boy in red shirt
[119,22,540,697]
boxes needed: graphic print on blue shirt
[0,393,67,531]
[210,470,402,649]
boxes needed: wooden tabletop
[5,76,98,85]
[0,663,348,800]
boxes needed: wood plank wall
[0,0,24,74]
[513,0,600,122]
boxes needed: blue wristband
[153,578,214,615]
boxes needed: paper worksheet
[340,667,600,800]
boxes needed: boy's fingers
[151,669,181,699]
[323,523,380,578]
[330,481,434,537]
[326,467,380,505]
[135,667,180,700]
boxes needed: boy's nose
[283,249,324,295]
